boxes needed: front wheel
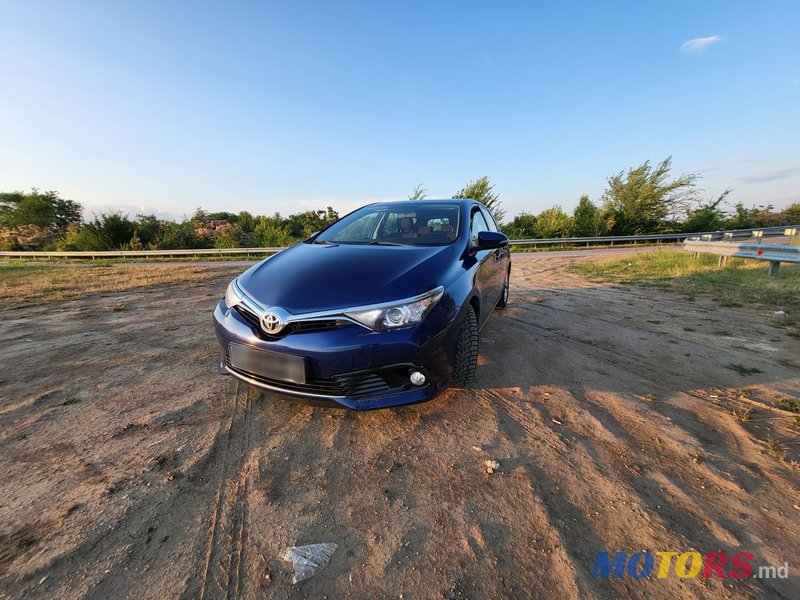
[451,305,478,387]
[496,271,510,308]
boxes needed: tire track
[197,381,256,600]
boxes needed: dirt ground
[1,250,798,599]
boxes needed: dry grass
[0,264,228,308]
[765,437,788,458]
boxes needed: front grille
[226,358,394,399]
[286,320,342,334]
[235,305,261,329]
[233,306,350,338]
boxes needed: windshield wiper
[367,240,406,246]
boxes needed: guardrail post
[718,255,727,268]
[768,261,780,277]
[753,230,764,245]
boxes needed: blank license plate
[228,343,307,384]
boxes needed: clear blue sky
[1,1,798,221]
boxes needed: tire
[496,270,510,308]
[451,305,478,387]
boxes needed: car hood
[238,243,456,313]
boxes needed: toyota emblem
[261,311,284,334]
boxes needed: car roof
[366,198,478,209]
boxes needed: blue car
[213,199,511,409]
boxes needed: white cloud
[736,167,800,184]
[680,35,724,54]
[79,202,179,221]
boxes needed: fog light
[410,371,426,386]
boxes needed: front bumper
[212,300,455,410]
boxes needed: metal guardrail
[0,225,796,259]
[508,224,798,246]
[509,233,688,245]
[683,238,800,276]
[0,247,285,259]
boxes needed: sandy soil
[1,251,798,599]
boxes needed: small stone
[484,459,500,474]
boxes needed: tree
[725,203,790,229]
[408,184,427,200]
[207,211,239,223]
[58,224,109,251]
[191,208,209,223]
[683,189,730,233]
[159,221,208,249]
[600,157,700,235]
[0,189,82,231]
[0,225,55,250]
[534,206,573,238]
[744,205,790,228]
[212,224,243,249]
[238,211,256,232]
[501,213,536,239]
[283,208,339,239]
[134,215,163,248]
[572,195,601,237]
[783,203,800,223]
[254,215,295,247]
[453,176,505,223]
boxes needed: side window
[470,209,489,246]
[380,213,399,237]
[481,208,499,232]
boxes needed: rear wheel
[496,271,510,308]
[451,305,478,387]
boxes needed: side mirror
[476,231,508,250]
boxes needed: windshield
[314,203,461,246]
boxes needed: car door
[469,207,495,327]
[481,207,510,303]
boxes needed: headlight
[344,287,444,331]
[225,279,243,309]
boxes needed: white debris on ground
[484,460,500,474]
[282,543,338,584]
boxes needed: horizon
[2,1,799,220]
